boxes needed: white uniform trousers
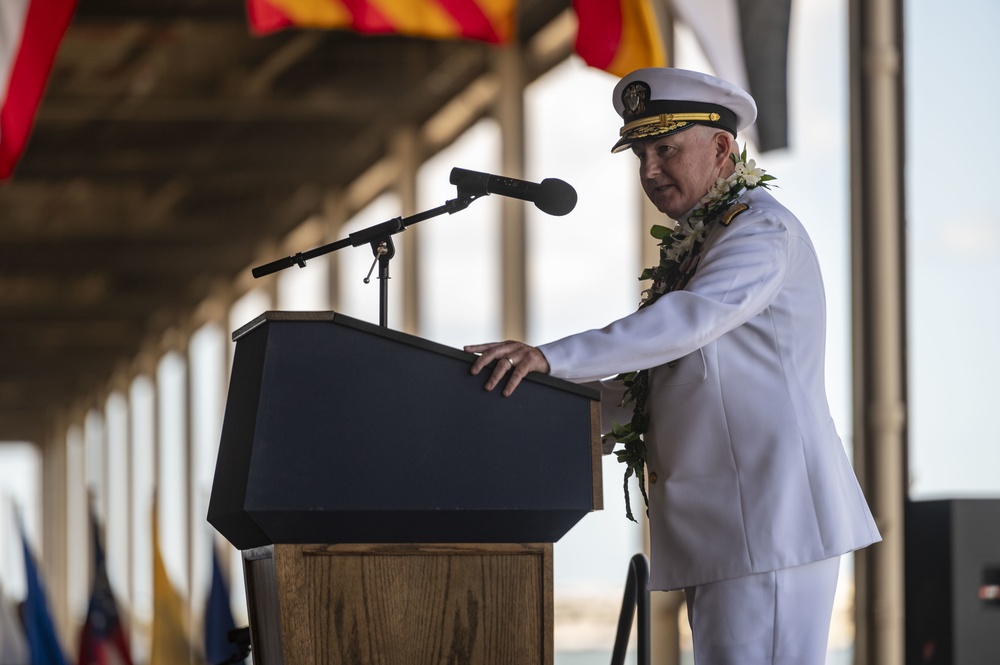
[684,556,841,665]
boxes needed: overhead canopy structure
[0,0,573,443]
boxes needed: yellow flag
[151,504,193,665]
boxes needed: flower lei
[607,146,776,522]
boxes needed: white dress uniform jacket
[539,186,881,591]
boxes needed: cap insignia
[620,112,723,137]
[621,81,650,119]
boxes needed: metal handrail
[610,553,651,665]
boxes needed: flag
[573,0,666,77]
[203,545,242,665]
[245,0,516,44]
[0,0,77,179]
[150,508,193,665]
[0,582,30,665]
[667,0,792,151]
[18,515,70,665]
[76,508,133,665]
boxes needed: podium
[208,312,602,664]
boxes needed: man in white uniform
[465,68,881,664]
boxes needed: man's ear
[714,131,735,163]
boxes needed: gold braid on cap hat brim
[619,112,722,139]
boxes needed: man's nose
[640,153,661,179]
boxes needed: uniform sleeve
[538,211,790,382]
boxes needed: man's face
[631,127,726,219]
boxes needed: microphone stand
[251,192,481,328]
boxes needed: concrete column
[41,414,71,644]
[849,0,907,661]
[123,376,137,618]
[64,411,89,643]
[184,332,198,638]
[322,193,349,314]
[494,43,528,341]
[393,127,422,335]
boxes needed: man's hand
[463,340,551,396]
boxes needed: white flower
[701,177,731,205]
[665,226,701,262]
[735,158,766,187]
[676,217,704,237]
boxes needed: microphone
[449,167,577,216]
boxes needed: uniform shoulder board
[720,202,749,226]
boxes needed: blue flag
[204,546,241,665]
[19,520,69,665]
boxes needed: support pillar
[494,42,528,342]
[849,0,907,661]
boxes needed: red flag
[77,508,133,665]
[0,0,77,179]
[573,0,666,77]
[245,0,515,44]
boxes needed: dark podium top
[208,311,602,550]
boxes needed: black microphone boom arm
[250,167,577,327]
[250,195,478,327]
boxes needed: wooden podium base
[243,543,554,665]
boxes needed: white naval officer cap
[611,68,757,153]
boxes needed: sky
[904,0,1000,498]
[1,0,999,623]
